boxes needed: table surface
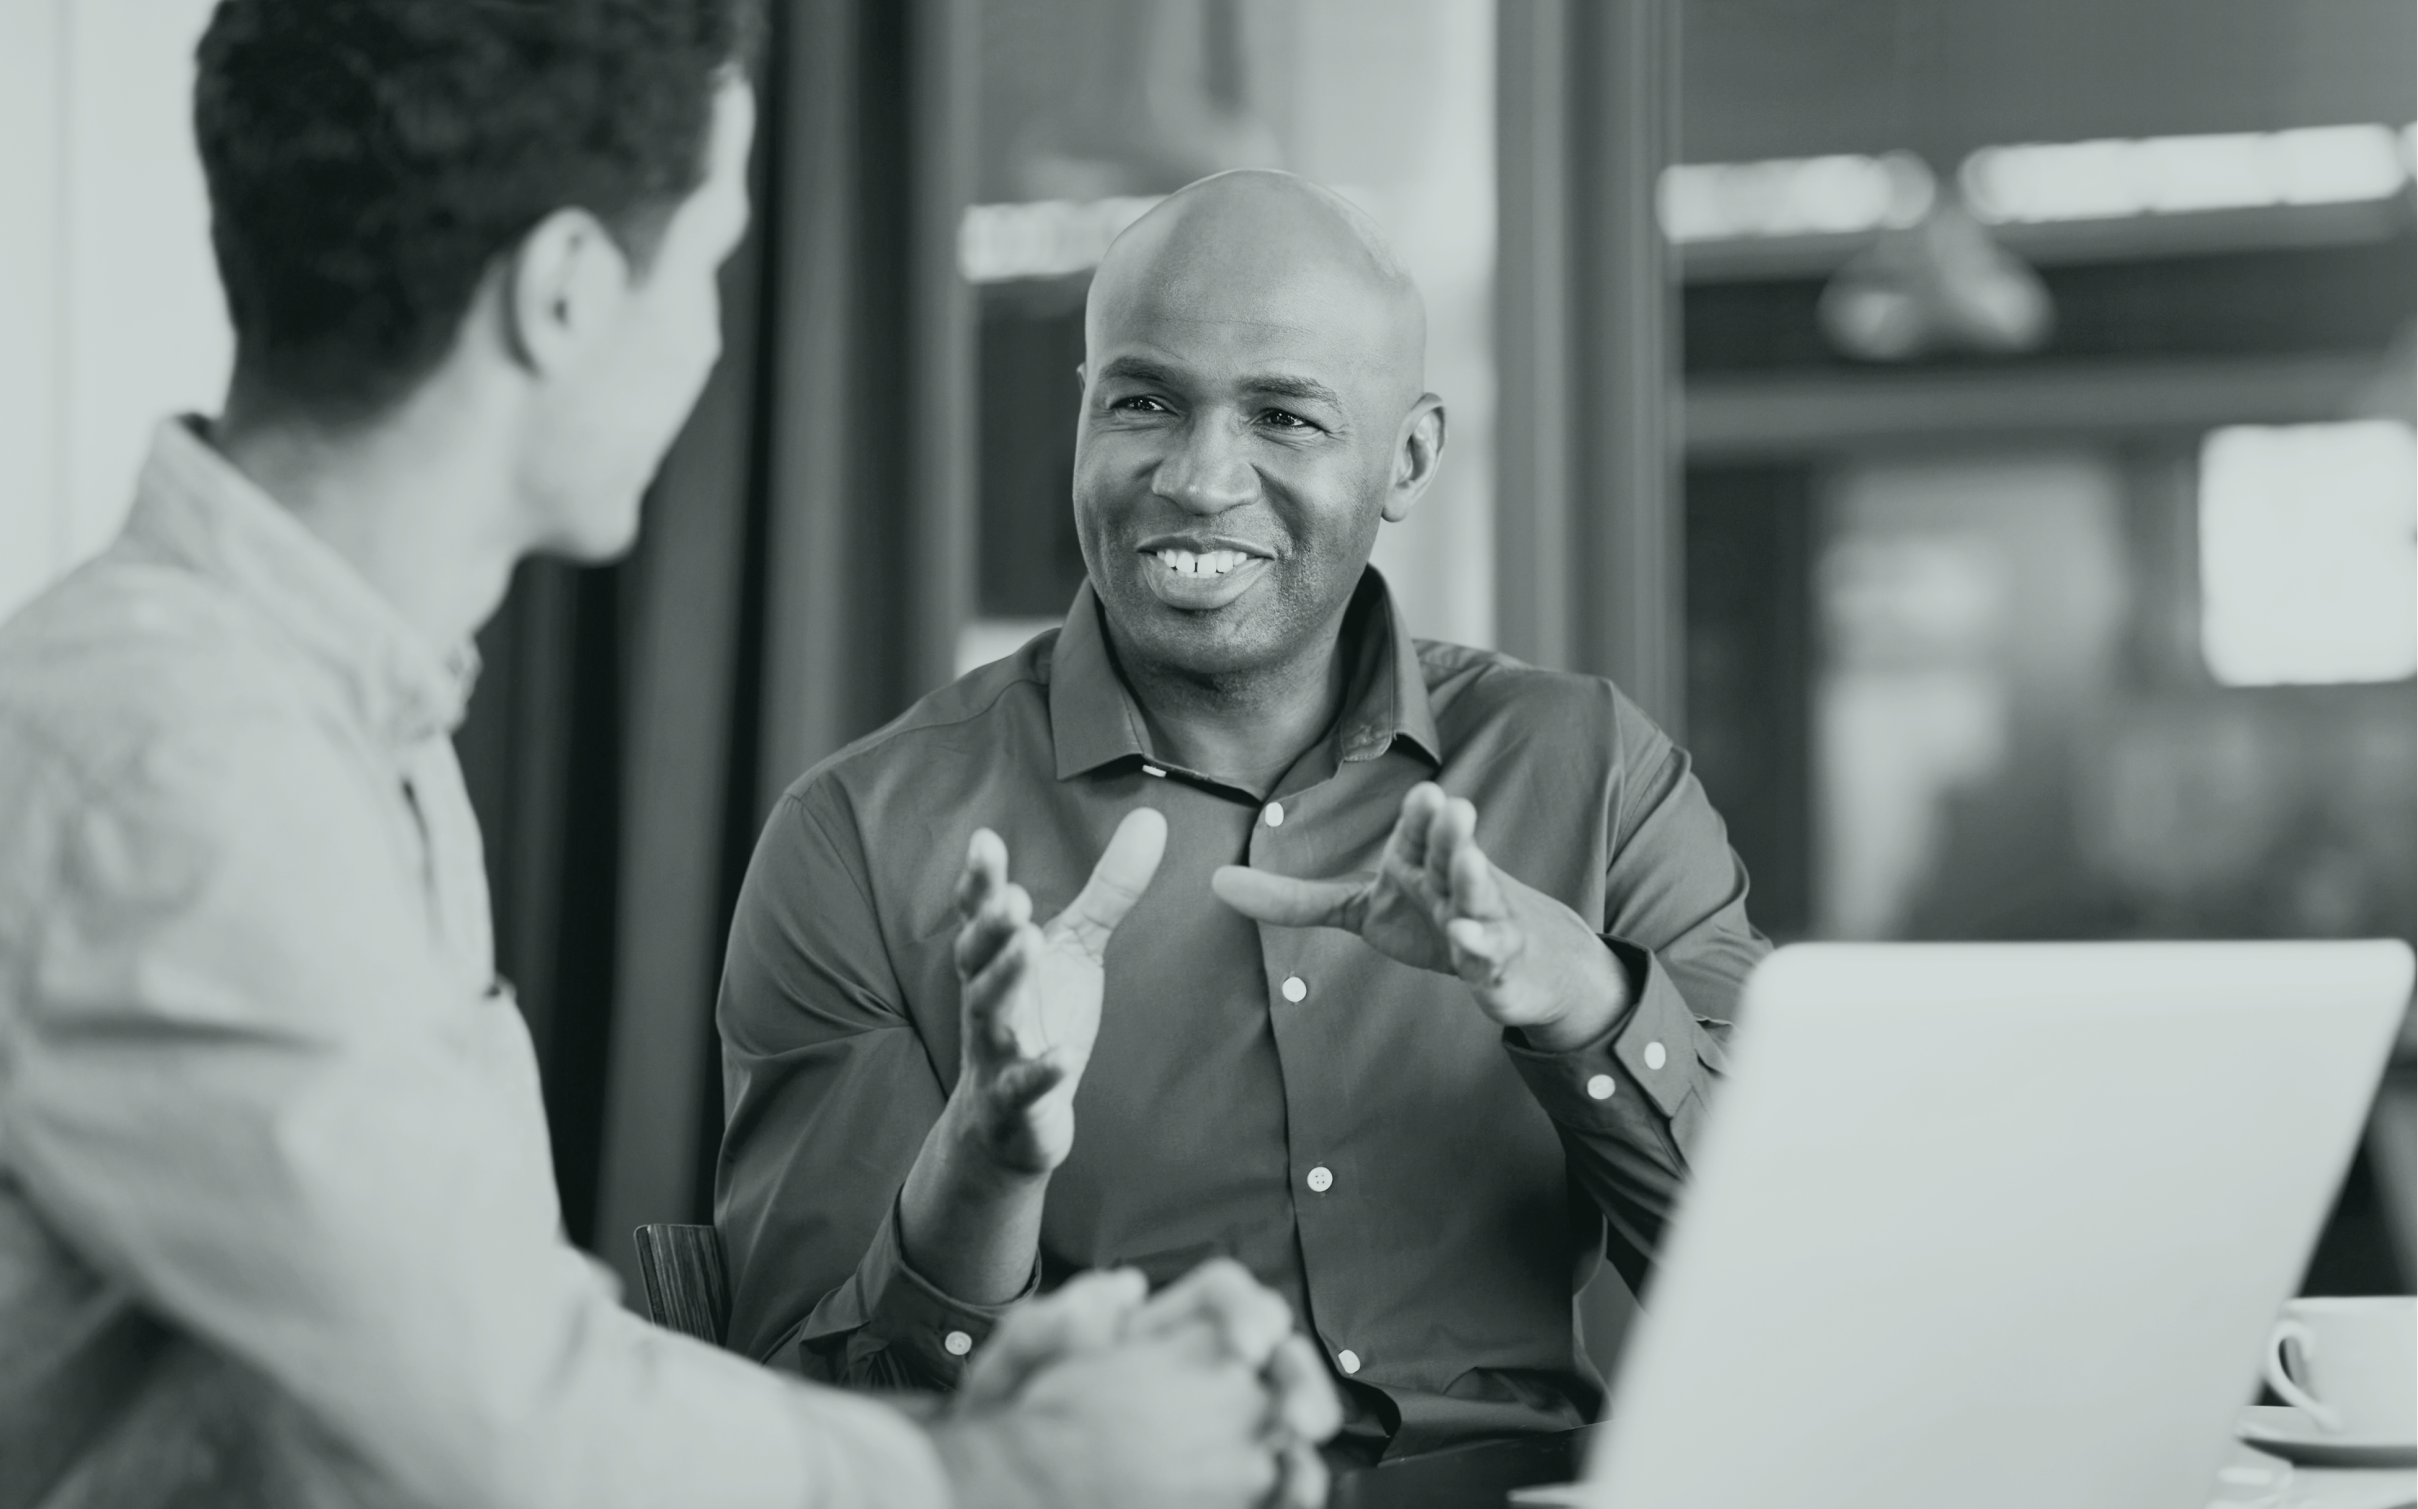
[1327,1414,2417,1509]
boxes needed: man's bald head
[1070,168,1446,685]
[1087,170,1427,407]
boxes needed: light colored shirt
[0,420,950,1509]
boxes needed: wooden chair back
[631,1223,730,1347]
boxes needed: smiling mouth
[1149,547,1260,578]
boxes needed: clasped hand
[1211,781,1631,1052]
[946,1259,1341,1509]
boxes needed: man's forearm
[897,1101,1051,1306]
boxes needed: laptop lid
[1579,940,2413,1509]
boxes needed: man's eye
[1110,394,1167,414]
[1260,409,1313,430]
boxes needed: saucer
[2238,1405,2418,1469]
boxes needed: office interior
[2,0,2410,1365]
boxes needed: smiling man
[717,169,1770,1463]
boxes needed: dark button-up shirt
[716,572,1767,1460]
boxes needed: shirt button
[1644,1041,1668,1071]
[1586,1074,1616,1101]
[1263,801,1286,827]
[1306,1165,1334,1193]
[1281,975,1308,1003]
[943,1330,973,1357]
[1338,1348,1362,1375]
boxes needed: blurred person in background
[718,169,1767,1465]
[0,3,1335,1506]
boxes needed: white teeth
[1153,548,1251,578]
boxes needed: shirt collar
[125,417,480,747]
[1047,568,1441,783]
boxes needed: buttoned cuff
[849,1195,1039,1387]
[1502,935,1710,1125]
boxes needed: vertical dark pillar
[1497,0,1685,1378]
[1497,0,1684,735]
[589,132,773,1290]
[756,0,976,810]
[1495,0,1575,674]
[908,0,979,700]
[583,0,980,1287]
[755,0,862,808]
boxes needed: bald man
[715,170,1768,1463]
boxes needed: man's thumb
[1052,807,1167,957]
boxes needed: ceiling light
[1660,153,1935,243]
[1961,125,2411,226]
[958,195,1165,284]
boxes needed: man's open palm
[953,808,1167,1174]
[1209,783,1627,1051]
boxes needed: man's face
[1073,243,1413,679]
[525,78,755,561]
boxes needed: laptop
[1548,940,2414,1509]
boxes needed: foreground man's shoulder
[0,554,317,783]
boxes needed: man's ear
[501,206,630,377]
[1381,394,1448,523]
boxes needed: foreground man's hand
[946,809,1168,1174]
[1211,781,1630,1052]
[942,1262,1342,1509]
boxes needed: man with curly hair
[0,4,1333,1506]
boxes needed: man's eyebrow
[1241,374,1345,408]
[1093,359,1345,411]
[1095,355,1180,385]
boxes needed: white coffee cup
[2263,1295,2416,1438]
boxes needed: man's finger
[1445,916,1518,988]
[1448,834,1508,923]
[1274,1437,1332,1509]
[1385,782,1448,876]
[954,828,1009,920]
[1049,807,1168,959]
[1210,867,1367,930]
[1266,1332,1344,1443]
[953,881,1034,978]
[959,1267,1149,1409]
[990,1052,1066,1112]
[1425,796,1479,897]
[963,925,1041,1057]
[1130,1256,1293,1367]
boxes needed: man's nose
[1151,417,1258,516]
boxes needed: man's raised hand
[1209,782,1630,1052]
[949,808,1167,1175]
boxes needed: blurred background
[2,0,2411,1353]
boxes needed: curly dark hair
[195,0,762,420]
